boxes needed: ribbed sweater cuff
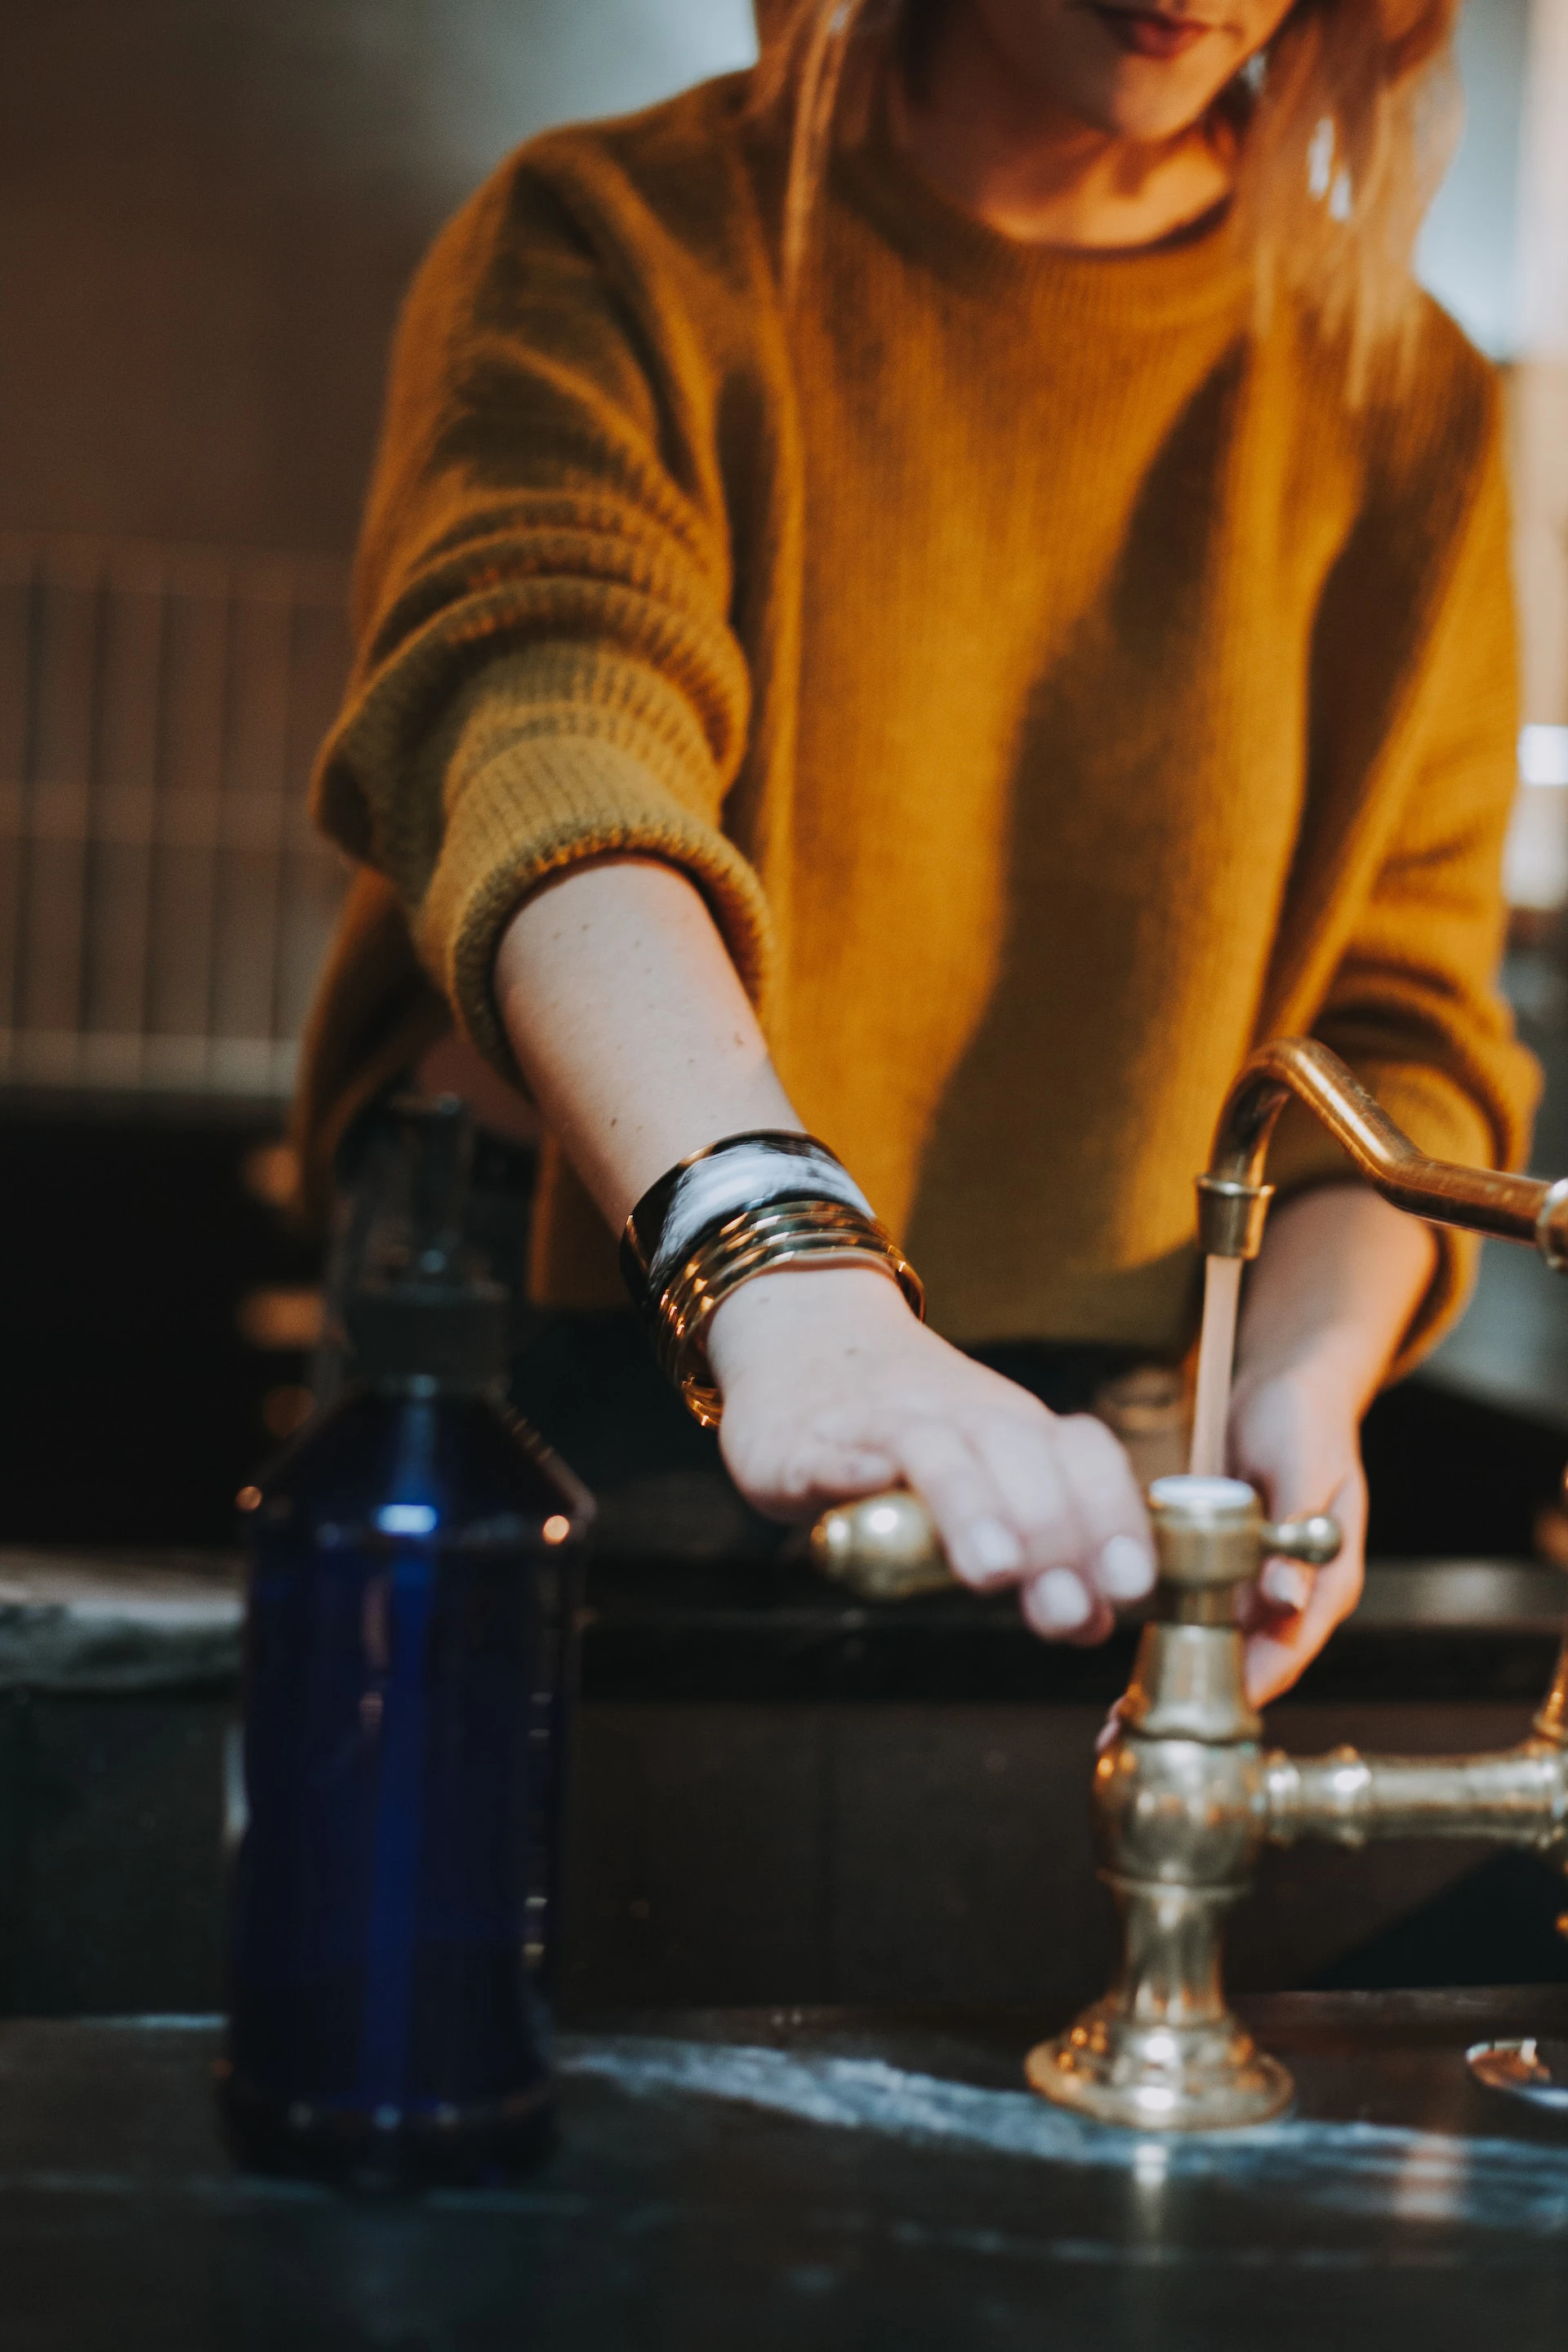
[413,728,774,1083]
[1263,1061,1496,1379]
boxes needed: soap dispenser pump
[219,1096,590,2185]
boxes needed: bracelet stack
[621,1131,925,1428]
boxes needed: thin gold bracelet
[648,1198,925,1430]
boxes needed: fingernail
[1261,1560,1312,1612]
[1097,1534,1156,1602]
[1026,1567,1094,1633]
[956,1517,1023,1582]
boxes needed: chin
[1073,63,1235,141]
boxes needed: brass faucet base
[1027,2007,1293,2132]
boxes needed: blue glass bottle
[219,1100,590,2185]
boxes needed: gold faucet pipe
[1199,1036,1568,1263]
[1264,1737,1568,1852]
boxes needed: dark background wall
[0,0,756,552]
[0,1,755,1543]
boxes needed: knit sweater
[297,69,1537,1359]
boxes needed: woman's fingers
[909,1403,1144,1640]
[1020,1569,1117,1646]
[890,1413,1027,1584]
[889,1408,1133,1649]
[964,1403,1151,1636]
[964,1405,1087,1574]
[1049,1414,1156,1605]
[962,1404,1152,1584]
[1244,1469,1366,1704]
[1226,1365,1370,1699]
[1245,1548,1363,1704]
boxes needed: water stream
[1187,1254,1242,1477]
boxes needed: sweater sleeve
[310,140,773,1080]
[1265,397,1541,1370]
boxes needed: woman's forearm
[498,871,1438,1432]
[1232,1183,1438,1413]
[488,851,1153,1629]
[492,857,802,1227]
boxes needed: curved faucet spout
[1198,1036,1568,1264]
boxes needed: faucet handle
[810,1481,1343,1605]
[1261,1513,1342,1570]
[808,1490,955,1601]
[1147,1475,1268,1589]
[1147,1477,1341,1590]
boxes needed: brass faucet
[811,1037,1568,2129]
[1032,1472,1568,2130]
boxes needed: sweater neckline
[835,105,1254,329]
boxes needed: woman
[297,0,1536,1704]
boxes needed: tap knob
[1261,1513,1341,1569]
[1147,1475,1266,1590]
[1120,1475,1343,1753]
[1147,1476,1340,1593]
[808,1490,954,1601]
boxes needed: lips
[1089,6,1217,60]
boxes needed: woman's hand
[1227,1183,1437,1705]
[706,1263,1156,1638]
[1228,1352,1368,1706]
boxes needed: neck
[890,6,1236,251]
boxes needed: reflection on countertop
[4,1996,1567,2349]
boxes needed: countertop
[0,1544,1561,1703]
[6,1993,1568,2350]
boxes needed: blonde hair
[751,0,1462,387]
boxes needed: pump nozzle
[393,1094,472,1277]
[347,1096,508,1392]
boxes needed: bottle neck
[362,1370,507,1405]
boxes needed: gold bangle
[648,1199,925,1429]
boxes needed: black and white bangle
[621,1130,925,1429]
[621,1131,873,1305]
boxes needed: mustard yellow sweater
[298,70,1536,1358]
